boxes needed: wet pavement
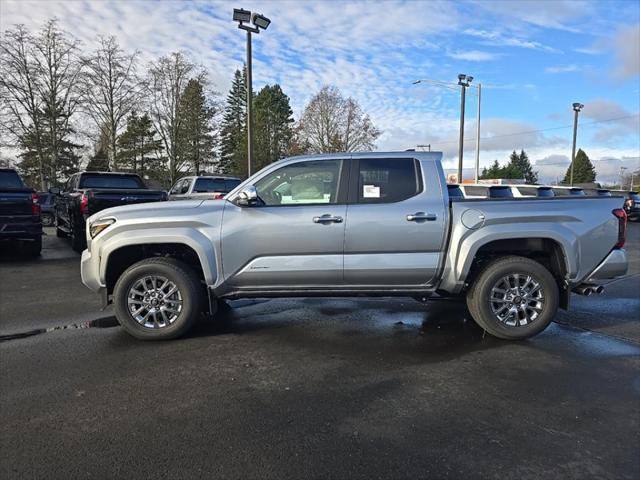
[0,225,639,479]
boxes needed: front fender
[98,228,218,286]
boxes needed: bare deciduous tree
[296,85,381,154]
[1,20,82,188]
[32,19,83,184]
[81,36,140,171]
[145,52,204,184]
[0,25,47,189]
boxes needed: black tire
[113,257,204,340]
[466,255,558,340]
[41,213,54,227]
[21,236,42,258]
[69,220,86,252]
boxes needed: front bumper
[585,248,628,283]
[81,248,105,293]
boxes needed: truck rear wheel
[113,258,204,340]
[466,256,558,340]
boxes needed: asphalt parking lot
[1,225,639,479]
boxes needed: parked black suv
[55,171,167,252]
[0,168,42,257]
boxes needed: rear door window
[356,158,420,204]
[225,179,241,191]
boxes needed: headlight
[89,218,115,238]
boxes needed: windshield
[0,170,26,189]
[79,174,145,189]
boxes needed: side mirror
[49,187,61,195]
[236,185,258,207]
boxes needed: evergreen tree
[480,160,504,180]
[86,147,109,171]
[509,150,538,184]
[176,79,217,175]
[253,84,294,172]
[562,149,596,184]
[18,101,82,187]
[219,68,247,177]
[117,112,164,177]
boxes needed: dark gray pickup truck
[55,171,167,252]
[0,168,42,257]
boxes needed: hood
[88,199,223,223]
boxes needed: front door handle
[313,214,343,224]
[406,212,437,222]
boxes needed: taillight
[31,192,40,215]
[612,208,627,248]
[80,193,89,215]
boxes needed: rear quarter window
[194,178,226,193]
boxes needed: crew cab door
[343,157,447,286]
[221,158,348,289]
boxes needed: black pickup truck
[55,171,167,252]
[0,168,43,257]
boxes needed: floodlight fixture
[233,8,251,23]
[572,102,584,112]
[252,13,271,30]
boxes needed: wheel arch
[100,230,217,295]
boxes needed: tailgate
[87,189,165,213]
[0,190,33,216]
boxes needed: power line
[428,113,640,146]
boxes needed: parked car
[168,175,242,201]
[55,171,167,252]
[81,152,628,342]
[37,192,56,226]
[0,168,42,257]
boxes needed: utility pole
[457,74,473,183]
[474,83,481,183]
[569,102,584,186]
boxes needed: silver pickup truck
[81,152,629,341]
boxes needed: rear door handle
[406,212,437,222]
[313,214,343,224]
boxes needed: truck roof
[285,151,443,162]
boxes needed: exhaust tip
[595,285,604,294]
[584,288,593,296]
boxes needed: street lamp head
[466,76,473,83]
[233,8,251,23]
[458,74,466,81]
[252,13,271,30]
[572,102,584,112]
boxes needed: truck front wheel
[113,258,204,340]
[466,256,559,340]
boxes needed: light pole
[569,102,584,186]
[457,74,473,183]
[233,8,271,178]
[474,83,481,183]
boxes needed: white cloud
[463,28,560,53]
[447,50,499,62]
[610,24,640,79]
[545,65,579,73]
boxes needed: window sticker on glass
[363,184,380,198]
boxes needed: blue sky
[2,0,639,184]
